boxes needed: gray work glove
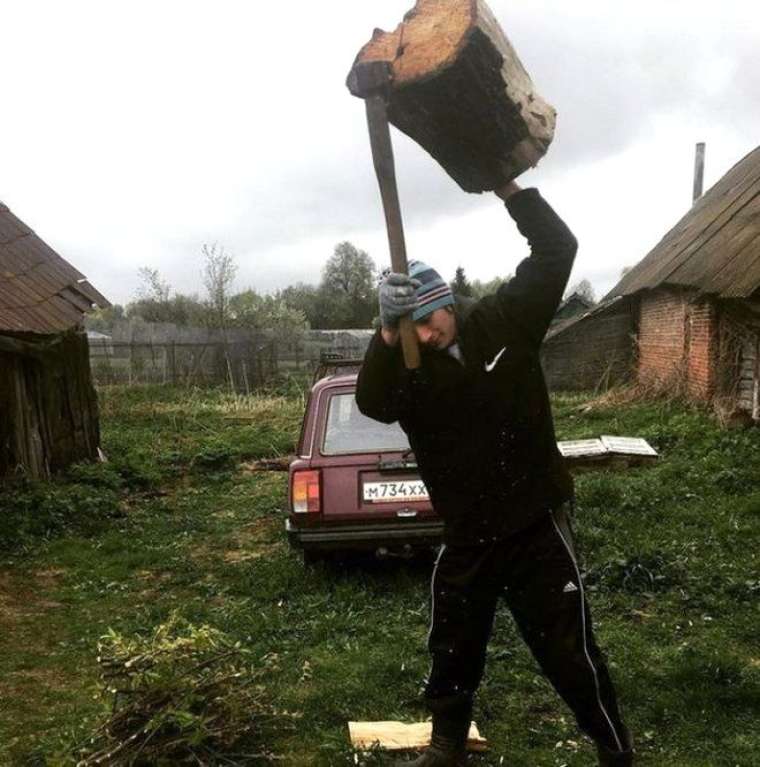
[379,272,421,329]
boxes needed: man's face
[414,307,457,350]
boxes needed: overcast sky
[1,0,758,307]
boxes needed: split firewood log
[348,0,556,192]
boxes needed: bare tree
[202,243,237,328]
[136,267,171,303]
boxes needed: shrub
[0,480,122,552]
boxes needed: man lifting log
[349,2,633,765]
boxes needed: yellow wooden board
[348,720,487,752]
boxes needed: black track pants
[425,505,628,753]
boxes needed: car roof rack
[313,351,364,383]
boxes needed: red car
[286,358,442,562]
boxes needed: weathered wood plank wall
[0,331,100,480]
[541,303,636,392]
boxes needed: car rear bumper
[285,518,443,550]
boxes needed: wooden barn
[0,200,109,479]
[543,145,760,421]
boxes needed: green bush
[0,479,122,552]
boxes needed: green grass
[0,386,758,765]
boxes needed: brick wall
[637,289,688,386]
[637,288,718,400]
[685,299,718,399]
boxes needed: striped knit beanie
[408,260,455,321]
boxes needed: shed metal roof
[0,201,109,335]
[605,145,760,301]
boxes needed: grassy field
[0,384,759,766]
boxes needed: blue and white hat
[408,260,455,321]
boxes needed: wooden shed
[603,146,760,420]
[0,200,109,479]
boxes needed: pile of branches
[76,614,291,765]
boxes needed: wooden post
[225,347,235,393]
[105,338,113,385]
[242,360,251,395]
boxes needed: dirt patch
[135,571,174,601]
[0,567,68,626]
[135,570,172,582]
[240,457,292,473]
[219,518,283,565]
[218,517,283,565]
[235,517,277,543]
[186,517,282,568]
[0,568,73,720]
[223,543,281,564]
[4,667,69,691]
[1,574,43,624]
[34,567,66,583]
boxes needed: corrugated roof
[0,201,109,334]
[605,146,760,301]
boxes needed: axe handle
[365,94,421,371]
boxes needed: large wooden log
[348,0,556,192]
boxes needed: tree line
[89,241,594,335]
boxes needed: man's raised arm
[492,181,578,347]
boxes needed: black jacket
[356,188,577,545]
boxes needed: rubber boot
[596,727,634,766]
[393,733,468,767]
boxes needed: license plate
[363,480,429,503]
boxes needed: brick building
[542,146,760,422]
[603,146,760,419]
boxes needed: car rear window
[322,393,410,454]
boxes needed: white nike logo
[484,347,507,372]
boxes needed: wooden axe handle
[349,61,420,371]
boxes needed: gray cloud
[216,1,760,265]
[1,1,756,304]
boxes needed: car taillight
[292,470,321,513]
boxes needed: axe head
[346,60,393,99]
